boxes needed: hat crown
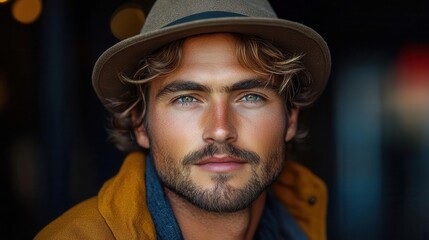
[142,0,277,33]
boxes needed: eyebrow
[155,78,278,99]
[228,78,277,92]
[156,81,210,99]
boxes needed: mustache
[182,144,261,165]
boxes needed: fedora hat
[92,0,331,110]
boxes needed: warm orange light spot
[0,0,10,4]
[110,5,145,40]
[12,0,42,24]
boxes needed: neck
[165,189,267,240]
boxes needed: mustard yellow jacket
[35,152,327,240]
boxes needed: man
[36,0,330,239]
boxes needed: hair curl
[107,33,312,152]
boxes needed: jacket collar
[98,152,156,240]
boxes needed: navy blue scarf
[145,156,307,240]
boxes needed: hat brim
[92,17,331,109]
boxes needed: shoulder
[35,197,115,240]
[272,160,328,240]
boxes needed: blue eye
[241,94,262,102]
[175,95,197,105]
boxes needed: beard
[151,143,285,213]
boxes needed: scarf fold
[255,191,308,240]
[145,156,184,240]
[145,156,307,239]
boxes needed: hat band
[164,11,246,28]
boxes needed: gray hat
[92,0,331,109]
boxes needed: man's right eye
[174,95,197,106]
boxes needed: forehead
[151,33,262,90]
[180,33,239,64]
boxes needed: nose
[202,101,237,144]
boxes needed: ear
[131,108,150,148]
[285,108,299,142]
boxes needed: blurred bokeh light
[390,45,429,126]
[110,4,145,40]
[12,0,42,24]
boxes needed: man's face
[135,33,298,212]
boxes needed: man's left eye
[241,94,263,102]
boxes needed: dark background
[1,0,429,239]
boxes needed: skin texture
[134,33,299,239]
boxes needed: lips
[195,156,247,172]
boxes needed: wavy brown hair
[107,33,312,151]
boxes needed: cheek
[148,108,202,158]
[239,109,286,153]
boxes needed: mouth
[194,155,247,173]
